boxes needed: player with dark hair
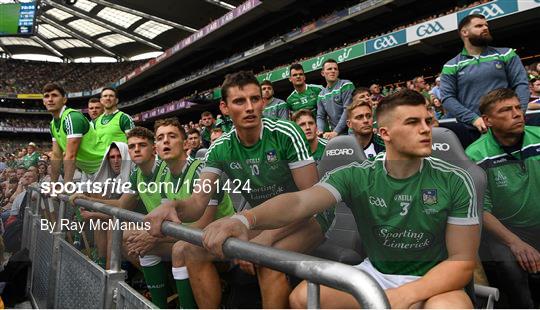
[202,89,479,309]
[43,83,106,183]
[87,97,104,122]
[145,71,328,308]
[94,87,135,147]
[287,63,324,115]
[200,111,215,148]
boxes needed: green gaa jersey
[95,110,134,147]
[318,153,478,276]
[287,84,324,114]
[203,118,313,207]
[466,126,540,228]
[312,138,328,161]
[262,97,289,120]
[129,158,168,213]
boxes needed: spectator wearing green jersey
[215,106,234,133]
[317,59,355,140]
[145,71,324,308]
[261,80,289,120]
[286,63,324,116]
[465,88,540,308]
[43,83,106,183]
[292,109,327,162]
[203,89,479,309]
[95,87,134,147]
[199,111,215,148]
[22,142,40,169]
[346,99,385,159]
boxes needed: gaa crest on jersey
[266,150,278,163]
[421,189,438,206]
[494,61,503,70]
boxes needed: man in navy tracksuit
[440,13,529,148]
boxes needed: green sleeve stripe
[441,65,457,75]
[500,48,517,63]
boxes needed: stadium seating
[310,135,366,265]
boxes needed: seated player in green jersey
[465,89,540,308]
[291,109,327,161]
[153,118,235,309]
[286,63,324,116]
[43,83,106,183]
[94,87,134,147]
[202,90,480,309]
[145,71,327,308]
[261,80,289,120]
[346,97,385,159]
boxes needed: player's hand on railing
[234,259,256,275]
[202,216,249,259]
[126,230,158,257]
[69,192,90,205]
[144,200,181,237]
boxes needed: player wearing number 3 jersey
[201,89,480,309]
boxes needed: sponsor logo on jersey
[369,196,388,208]
[374,35,398,50]
[421,189,438,205]
[326,148,354,156]
[494,170,507,187]
[432,143,450,151]
[416,21,444,37]
[394,194,413,203]
[229,162,242,169]
[374,225,433,250]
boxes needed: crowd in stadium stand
[0,59,143,94]
[0,116,49,129]
[2,9,540,309]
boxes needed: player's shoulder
[308,84,324,90]
[424,157,473,184]
[205,130,234,156]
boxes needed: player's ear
[378,126,390,143]
[482,115,491,128]
[220,100,229,114]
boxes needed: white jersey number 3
[399,202,410,216]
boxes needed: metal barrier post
[26,188,40,299]
[47,199,66,308]
[104,215,126,308]
[307,281,320,309]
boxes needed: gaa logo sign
[416,22,444,37]
[432,143,450,151]
[374,35,398,50]
[469,4,504,19]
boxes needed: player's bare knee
[172,241,188,266]
[289,283,307,309]
[424,290,472,309]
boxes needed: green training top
[312,138,328,161]
[94,110,134,147]
[466,126,540,228]
[129,158,168,213]
[318,153,478,276]
[50,107,106,174]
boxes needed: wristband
[231,214,250,229]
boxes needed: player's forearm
[259,217,311,244]
[398,259,475,304]
[175,194,209,222]
[483,212,521,246]
[250,192,308,230]
[63,156,76,183]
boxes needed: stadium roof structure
[0,0,245,62]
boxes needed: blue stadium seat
[310,135,366,265]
